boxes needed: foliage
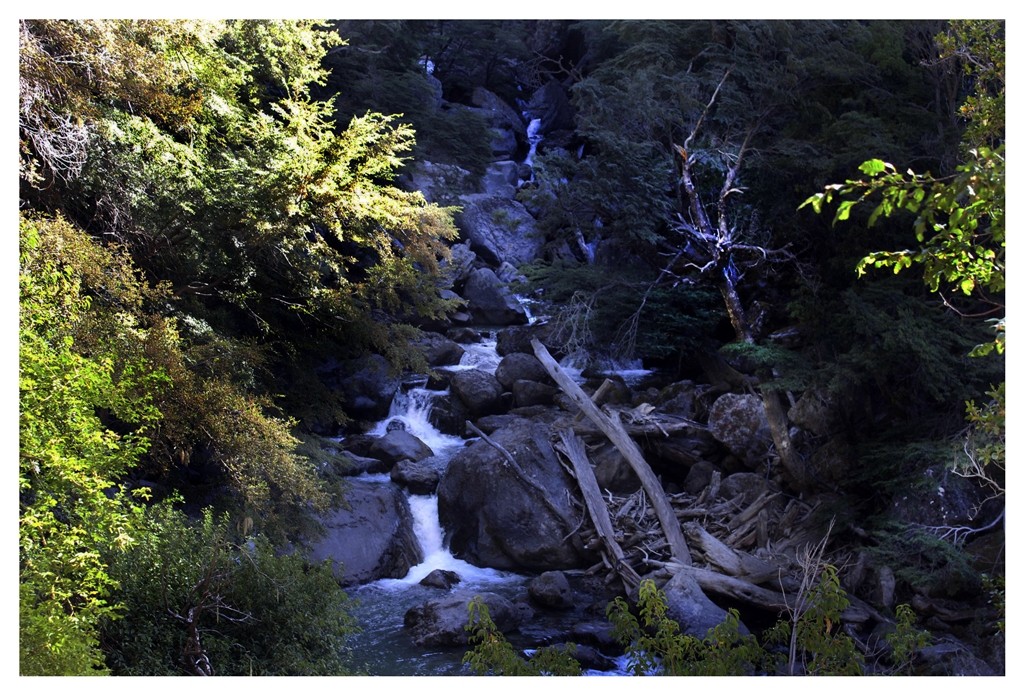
[20,19,461,405]
[767,565,863,675]
[867,521,981,599]
[523,261,722,363]
[607,580,773,676]
[956,382,1005,498]
[801,20,1004,358]
[19,215,164,675]
[101,503,357,676]
[463,596,580,676]
[887,604,932,675]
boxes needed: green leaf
[858,159,888,176]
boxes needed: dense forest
[18,19,1004,676]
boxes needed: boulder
[512,379,558,408]
[461,267,529,326]
[496,323,554,356]
[480,160,520,198]
[456,195,543,267]
[447,326,483,344]
[443,243,478,286]
[470,87,527,159]
[590,442,641,494]
[369,430,435,465]
[528,571,574,610]
[707,393,771,463]
[495,352,550,389]
[438,419,595,571]
[321,354,400,422]
[306,480,422,586]
[449,367,505,418]
[391,457,443,495]
[413,331,466,367]
[404,590,529,647]
[419,569,462,590]
[401,160,474,206]
[661,571,735,638]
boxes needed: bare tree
[669,71,808,492]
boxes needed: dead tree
[670,72,808,492]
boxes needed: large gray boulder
[449,367,505,418]
[528,571,574,610]
[707,393,772,463]
[306,480,422,586]
[369,430,435,465]
[437,419,595,571]
[661,571,736,638]
[404,590,529,647]
[470,87,527,159]
[413,331,466,367]
[391,457,443,495]
[494,352,550,389]
[480,160,520,198]
[401,160,474,206]
[456,195,543,267]
[461,267,528,326]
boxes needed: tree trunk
[532,339,692,565]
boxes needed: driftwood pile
[532,339,885,628]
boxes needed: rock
[339,451,389,477]
[438,419,595,571]
[788,389,837,436]
[526,79,574,135]
[719,472,770,502]
[470,87,527,159]
[404,590,528,647]
[306,480,422,586]
[480,160,520,198]
[528,571,574,610]
[495,261,528,285]
[391,458,443,495]
[682,460,720,496]
[661,571,735,638]
[496,323,554,356]
[808,435,856,487]
[461,267,529,326]
[570,621,619,652]
[566,644,617,673]
[401,160,474,206]
[512,379,558,407]
[427,393,470,437]
[449,367,506,418]
[495,352,550,389]
[915,638,999,676]
[707,393,772,463]
[447,326,482,344]
[413,331,466,367]
[456,195,543,267]
[656,380,698,420]
[369,430,435,465]
[444,243,478,286]
[419,569,461,590]
[320,354,400,422]
[590,442,641,494]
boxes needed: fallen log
[556,429,642,591]
[532,339,692,565]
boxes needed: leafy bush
[101,503,357,676]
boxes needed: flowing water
[342,323,647,675]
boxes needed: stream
[341,326,645,676]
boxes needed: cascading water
[344,338,522,675]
